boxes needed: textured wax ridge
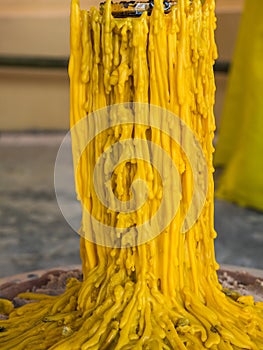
[67,0,263,348]
[0,1,263,349]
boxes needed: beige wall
[0,68,69,130]
[214,1,244,126]
[0,0,244,131]
[0,1,102,56]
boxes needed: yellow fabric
[214,0,263,210]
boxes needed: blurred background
[1,0,263,279]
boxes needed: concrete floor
[0,133,263,279]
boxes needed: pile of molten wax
[0,0,263,349]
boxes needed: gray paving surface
[0,133,263,279]
[0,134,81,278]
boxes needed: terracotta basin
[1,264,263,304]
